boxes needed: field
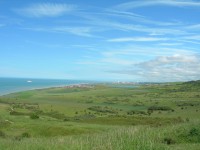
[0,81,200,149]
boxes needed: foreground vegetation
[0,81,200,149]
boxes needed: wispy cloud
[157,42,183,46]
[0,15,23,26]
[104,9,183,26]
[109,54,200,82]
[101,45,195,58]
[53,26,94,37]
[186,24,200,30]
[16,3,76,17]
[0,24,5,27]
[80,14,187,35]
[183,35,200,41]
[178,39,200,45]
[114,0,200,10]
[23,26,95,37]
[76,45,197,70]
[108,37,168,42]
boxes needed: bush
[148,106,173,111]
[186,118,190,122]
[88,106,117,114]
[30,113,39,119]
[163,137,175,145]
[0,130,6,138]
[176,126,200,143]
[10,111,28,116]
[43,111,67,119]
[189,127,199,136]
[187,127,200,142]
[21,132,31,138]
[63,118,70,121]
[127,110,147,115]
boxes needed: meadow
[0,81,200,149]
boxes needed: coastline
[0,83,94,97]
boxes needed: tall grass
[1,121,200,150]
[0,126,167,150]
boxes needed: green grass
[1,121,200,150]
[0,81,200,149]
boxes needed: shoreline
[0,83,94,97]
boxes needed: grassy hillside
[0,81,200,149]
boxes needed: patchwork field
[0,81,200,149]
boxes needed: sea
[0,77,93,96]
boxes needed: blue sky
[1,0,200,82]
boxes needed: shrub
[44,111,66,119]
[14,136,22,141]
[148,106,173,111]
[63,117,71,121]
[163,137,175,145]
[10,111,28,116]
[0,130,6,138]
[88,106,117,114]
[21,132,31,138]
[176,126,200,143]
[30,113,39,119]
[147,109,153,115]
[189,127,199,136]
[187,127,200,143]
[127,110,147,115]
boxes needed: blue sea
[0,78,92,96]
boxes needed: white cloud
[158,42,183,46]
[137,54,198,67]
[85,45,197,69]
[183,35,200,41]
[0,15,23,26]
[101,45,195,58]
[16,3,76,17]
[78,11,187,36]
[53,26,94,37]
[186,24,200,30]
[23,26,95,37]
[109,54,200,82]
[83,16,186,35]
[0,24,5,27]
[108,37,168,42]
[179,39,200,45]
[105,9,183,26]
[115,0,200,10]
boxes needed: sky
[0,0,200,82]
